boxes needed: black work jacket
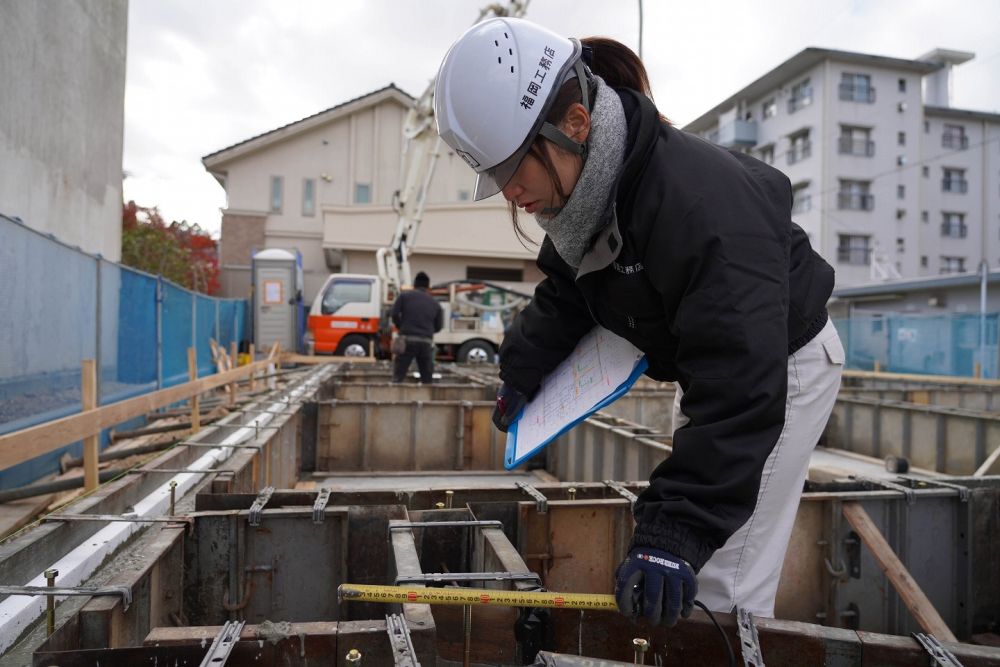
[391,288,444,339]
[498,88,834,571]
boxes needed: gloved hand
[614,547,697,626]
[492,383,529,432]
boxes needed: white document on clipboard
[504,326,648,469]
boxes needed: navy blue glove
[614,547,697,626]
[492,383,528,432]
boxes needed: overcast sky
[122,0,1000,236]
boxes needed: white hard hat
[434,17,591,201]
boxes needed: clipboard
[504,326,648,470]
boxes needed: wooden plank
[0,359,274,471]
[187,348,200,434]
[843,369,1000,388]
[842,502,957,642]
[248,343,256,392]
[283,353,376,365]
[974,442,1000,477]
[229,341,238,406]
[82,359,99,492]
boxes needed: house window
[788,79,812,113]
[942,168,968,193]
[896,209,906,220]
[922,166,929,177]
[940,212,967,238]
[466,266,524,282]
[838,125,874,156]
[897,185,905,199]
[898,78,907,93]
[898,131,906,146]
[921,255,928,268]
[457,189,470,201]
[921,210,929,223]
[788,130,812,165]
[302,178,315,216]
[940,256,966,274]
[759,144,775,165]
[762,98,777,119]
[838,180,874,211]
[837,234,871,265]
[942,124,968,149]
[354,183,371,204]
[839,72,875,102]
[924,120,930,133]
[896,237,905,253]
[270,176,283,213]
[791,182,811,215]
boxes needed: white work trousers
[672,318,844,617]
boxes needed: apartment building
[203,84,543,301]
[684,48,1000,288]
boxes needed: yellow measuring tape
[338,583,619,611]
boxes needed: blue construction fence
[0,214,248,490]
[832,314,1000,378]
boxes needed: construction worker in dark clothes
[391,271,444,384]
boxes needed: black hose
[694,600,736,667]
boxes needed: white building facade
[684,48,1000,289]
[203,85,544,302]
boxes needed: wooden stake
[248,344,256,392]
[842,502,957,642]
[229,341,238,406]
[974,361,982,379]
[82,360,99,492]
[187,348,200,434]
[874,359,882,373]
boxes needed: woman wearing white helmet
[435,18,844,627]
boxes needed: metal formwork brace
[515,481,548,514]
[913,632,964,667]
[849,475,916,504]
[386,613,421,667]
[388,520,503,532]
[0,585,132,612]
[898,475,971,502]
[248,486,275,527]
[395,572,542,586]
[199,619,245,667]
[603,480,639,508]
[312,487,332,523]
[736,606,765,666]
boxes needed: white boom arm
[376,0,530,304]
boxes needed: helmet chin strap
[535,59,593,218]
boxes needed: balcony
[940,223,968,238]
[942,179,969,194]
[787,141,812,165]
[717,119,758,148]
[838,136,876,157]
[838,192,874,211]
[837,247,871,265]
[787,91,813,114]
[838,83,876,103]
[942,133,969,150]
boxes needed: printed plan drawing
[511,326,644,463]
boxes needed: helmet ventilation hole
[510,66,514,74]
[497,57,502,64]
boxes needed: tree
[121,201,221,295]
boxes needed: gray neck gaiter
[534,76,627,270]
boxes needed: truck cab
[306,274,381,356]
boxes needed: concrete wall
[0,0,128,262]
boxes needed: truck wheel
[335,334,370,357]
[457,340,494,364]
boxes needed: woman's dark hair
[509,36,658,246]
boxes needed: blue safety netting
[833,314,999,378]
[0,214,250,489]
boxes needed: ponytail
[581,37,653,101]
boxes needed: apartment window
[354,182,371,204]
[837,234,871,265]
[940,256,966,274]
[788,79,812,113]
[839,72,876,103]
[270,176,283,213]
[940,212,967,238]
[922,166,930,177]
[921,210,929,223]
[466,266,524,282]
[921,255,928,268]
[787,130,812,165]
[838,125,874,157]
[942,124,968,150]
[897,185,905,200]
[838,180,874,211]
[942,168,968,193]
[898,78,907,93]
[791,182,811,215]
[924,120,930,133]
[896,237,905,253]
[302,178,315,217]
[762,98,777,119]
[896,209,906,220]
[457,189,470,201]
[898,131,906,146]
[759,144,775,165]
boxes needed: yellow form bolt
[568,487,577,501]
[345,648,362,664]
[445,490,454,508]
[169,480,178,515]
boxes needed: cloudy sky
[122,0,1000,236]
